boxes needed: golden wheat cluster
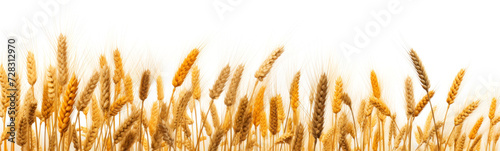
[0,34,499,151]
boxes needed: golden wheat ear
[224,64,244,106]
[290,71,300,112]
[173,48,200,87]
[454,101,480,126]
[58,73,79,134]
[57,33,69,86]
[255,46,284,81]
[405,77,415,118]
[209,64,231,100]
[409,49,431,91]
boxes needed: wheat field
[0,34,498,151]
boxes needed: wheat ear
[312,73,328,140]
[405,77,415,118]
[139,70,152,101]
[100,65,111,117]
[76,71,99,111]
[224,64,244,106]
[413,90,435,117]
[291,123,304,151]
[58,73,78,134]
[114,109,140,143]
[455,101,480,126]
[468,116,484,140]
[157,75,164,101]
[57,34,68,86]
[172,91,193,128]
[26,51,37,85]
[370,70,381,98]
[290,71,300,112]
[209,64,231,100]
[254,46,284,81]
[269,95,279,135]
[173,48,200,87]
[332,77,343,114]
[489,98,497,120]
[119,124,139,151]
[0,65,9,115]
[253,86,266,126]
[112,49,125,83]
[369,96,391,116]
[233,95,248,135]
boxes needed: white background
[1,0,500,150]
